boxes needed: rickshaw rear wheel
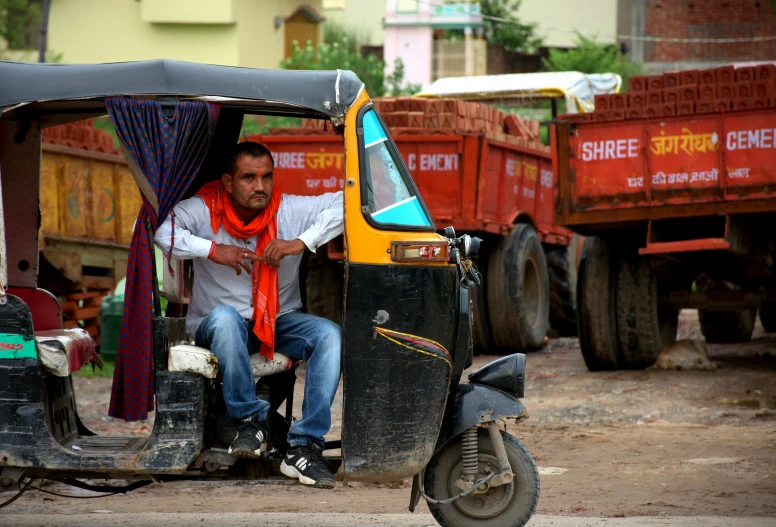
[424,428,539,527]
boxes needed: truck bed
[554,109,776,233]
[257,130,569,245]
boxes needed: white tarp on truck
[417,71,623,113]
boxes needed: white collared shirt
[155,192,343,336]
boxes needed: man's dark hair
[226,142,274,175]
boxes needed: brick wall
[645,0,776,63]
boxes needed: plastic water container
[98,294,124,358]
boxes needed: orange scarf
[197,180,282,359]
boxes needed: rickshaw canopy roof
[416,71,622,113]
[0,59,365,122]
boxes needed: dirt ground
[4,310,775,519]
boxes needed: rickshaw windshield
[358,108,434,230]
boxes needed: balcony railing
[432,3,481,17]
[432,39,487,81]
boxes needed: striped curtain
[106,98,220,421]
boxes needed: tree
[479,0,543,53]
[281,37,419,97]
[385,58,422,97]
[542,32,645,89]
[281,38,386,96]
[0,0,40,56]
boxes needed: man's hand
[261,239,307,269]
[211,244,262,275]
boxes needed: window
[360,109,433,229]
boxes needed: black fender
[434,382,527,455]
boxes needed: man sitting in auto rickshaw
[155,142,343,489]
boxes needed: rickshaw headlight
[390,241,449,262]
[468,353,526,398]
[469,236,481,256]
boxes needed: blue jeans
[194,306,341,448]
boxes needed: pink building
[384,1,486,88]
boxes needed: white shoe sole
[280,460,317,485]
[228,443,264,458]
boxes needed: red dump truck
[554,63,776,370]
[248,98,575,354]
[249,74,622,353]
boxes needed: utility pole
[37,0,51,63]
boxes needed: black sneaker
[280,441,336,489]
[228,415,267,458]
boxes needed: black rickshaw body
[0,61,533,521]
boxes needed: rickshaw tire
[699,308,756,343]
[576,237,622,371]
[486,224,549,353]
[425,428,539,527]
[471,246,496,354]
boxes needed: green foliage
[404,82,423,96]
[385,56,406,96]
[281,39,385,96]
[74,356,115,378]
[479,0,543,53]
[0,0,40,53]
[239,115,303,136]
[385,58,422,96]
[323,20,368,52]
[281,36,420,97]
[93,116,121,149]
[542,32,645,89]
[45,49,63,63]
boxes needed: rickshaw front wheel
[424,428,539,527]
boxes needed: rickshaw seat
[7,287,63,331]
[7,287,102,376]
[162,257,298,379]
[35,328,102,377]
[168,344,296,379]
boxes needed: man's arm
[155,197,212,259]
[262,192,344,268]
[155,197,260,275]
[293,191,344,252]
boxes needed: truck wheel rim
[524,256,541,330]
[447,452,515,519]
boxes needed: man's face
[223,153,274,211]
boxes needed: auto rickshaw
[0,60,539,527]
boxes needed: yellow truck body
[39,143,141,292]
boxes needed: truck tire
[487,224,549,353]
[471,248,495,353]
[699,309,756,343]
[577,237,622,370]
[615,253,678,368]
[302,249,343,324]
[546,239,578,337]
[759,303,776,333]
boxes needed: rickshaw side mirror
[468,353,526,398]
